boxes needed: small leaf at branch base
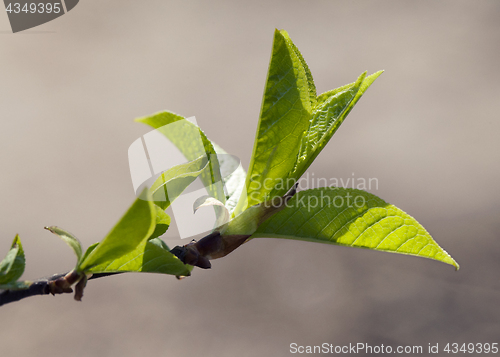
[44,226,83,266]
[252,188,459,269]
[0,235,26,285]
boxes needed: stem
[0,272,119,307]
[0,184,299,307]
[170,183,298,269]
[0,229,244,306]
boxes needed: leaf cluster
[0,29,457,303]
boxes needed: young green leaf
[0,235,25,285]
[79,194,173,272]
[150,205,171,240]
[292,71,383,179]
[86,238,191,277]
[233,30,382,217]
[44,226,83,265]
[252,188,459,269]
[136,111,225,204]
[282,30,317,107]
[80,242,99,265]
[233,29,313,216]
[150,155,209,210]
[78,189,156,271]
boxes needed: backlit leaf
[136,112,225,204]
[78,189,156,271]
[0,235,25,285]
[44,226,83,266]
[252,188,459,269]
[87,238,191,277]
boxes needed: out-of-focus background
[1,1,499,356]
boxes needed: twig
[0,272,119,306]
[0,185,299,307]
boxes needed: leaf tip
[11,234,23,253]
[441,250,459,271]
[12,234,22,245]
[370,70,385,80]
[274,28,290,42]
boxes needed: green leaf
[87,238,191,277]
[233,30,382,217]
[252,188,459,269]
[292,71,383,179]
[136,111,225,204]
[234,29,313,216]
[78,189,156,271]
[315,70,382,106]
[80,242,99,265]
[150,155,209,210]
[281,30,317,107]
[148,237,170,251]
[44,226,83,265]
[0,235,25,285]
[150,205,171,240]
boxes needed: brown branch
[0,272,119,307]
[171,183,298,268]
[0,185,299,307]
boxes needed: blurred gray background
[1,1,499,356]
